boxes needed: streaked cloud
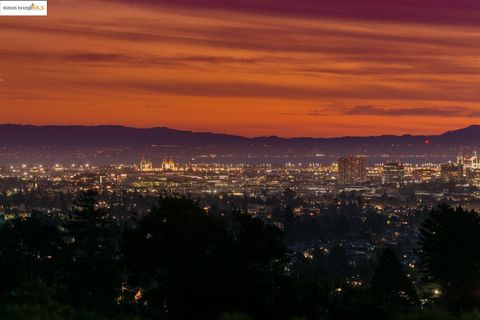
[0,0,478,137]
[102,0,480,27]
[309,106,480,117]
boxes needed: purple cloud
[104,0,480,27]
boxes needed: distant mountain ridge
[0,124,478,148]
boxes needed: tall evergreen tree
[418,204,480,310]
[371,248,418,306]
[63,190,121,308]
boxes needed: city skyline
[1,0,479,137]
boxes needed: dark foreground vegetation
[0,191,478,320]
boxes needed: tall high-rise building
[440,162,463,182]
[338,156,366,185]
[472,151,479,168]
[139,157,153,171]
[456,150,479,169]
[466,167,480,187]
[162,159,175,171]
[382,162,405,186]
[457,150,464,165]
[453,150,479,183]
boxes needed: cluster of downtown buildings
[1,151,479,219]
[338,151,480,188]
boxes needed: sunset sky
[0,0,479,137]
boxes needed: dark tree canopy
[371,248,419,306]
[121,195,294,319]
[63,190,121,309]
[0,217,64,294]
[0,190,477,320]
[418,204,480,310]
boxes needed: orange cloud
[0,0,478,137]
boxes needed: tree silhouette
[371,248,418,306]
[418,204,480,310]
[283,205,296,243]
[63,190,121,308]
[121,195,293,319]
[122,195,232,318]
[0,217,64,294]
[282,188,296,207]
